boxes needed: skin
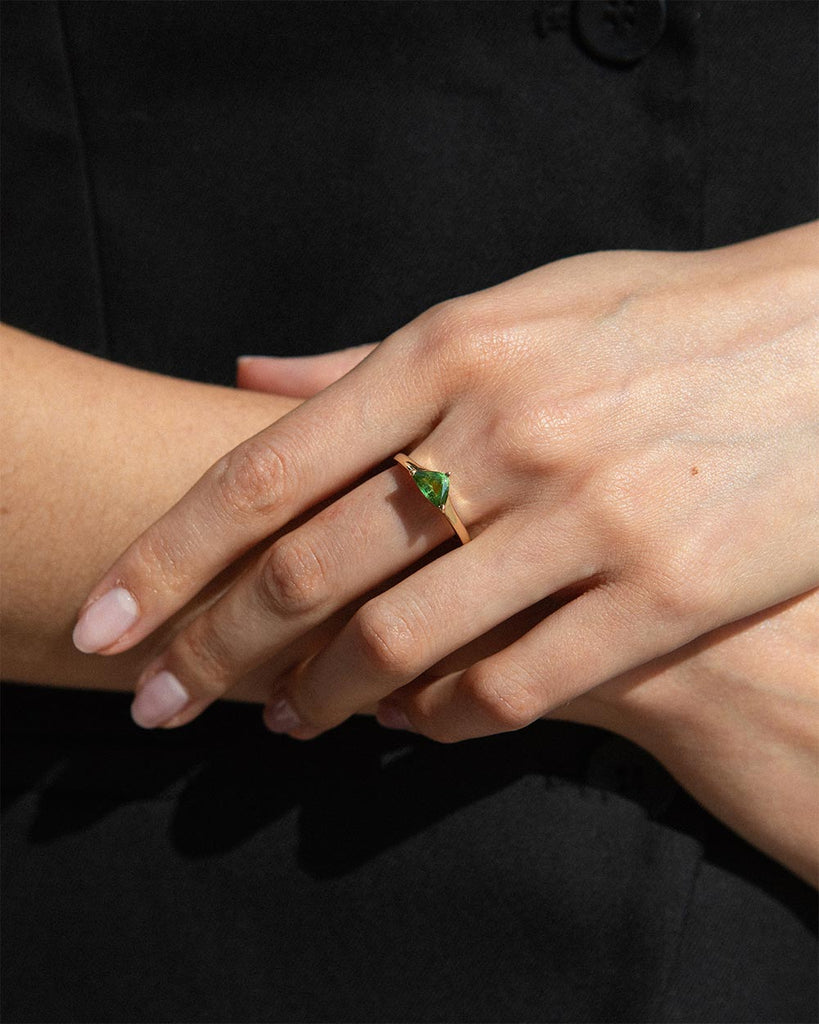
[0,324,298,688]
[74,222,818,746]
[241,352,819,888]
[1,322,816,884]
[584,590,819,889]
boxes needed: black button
[574,0,667,65]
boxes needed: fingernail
[73,587,139,653]
[376,703,414,732]
[130,670,189,729]
[263,697,303,734]
[131,671,188,729]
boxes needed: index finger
[72,331,434,655]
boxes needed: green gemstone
[413,468,449,509]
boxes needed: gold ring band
[393,453,471,545]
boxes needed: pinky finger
[378,583,681,743]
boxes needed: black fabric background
[1,2,817,1022]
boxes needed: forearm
[0,323,298,691]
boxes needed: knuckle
[257,537,330,616]
[418,298,476,350]
[649,553,714,627]
[132,527,193,596]
[353,601,421,678]
[171,616,235,697]
[486,388,612,478]
[214,436,292,520]
[488,396,557,472]
[414,299,486,376]
[462,664,541,732]
[590,461,648,546]
[415,297,541,398]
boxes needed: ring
[393,453,471,544]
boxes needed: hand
[237,349,819,888]
[72,223,819,740]
[235,358,819,888]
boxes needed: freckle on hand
[691,466,699,476]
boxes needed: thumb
[236,344,378,398]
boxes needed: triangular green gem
[413,469,449,509]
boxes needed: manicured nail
[130,670,189,729]
[263,697,303,734]
[376,703,414,732]
[73,587,138,653]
